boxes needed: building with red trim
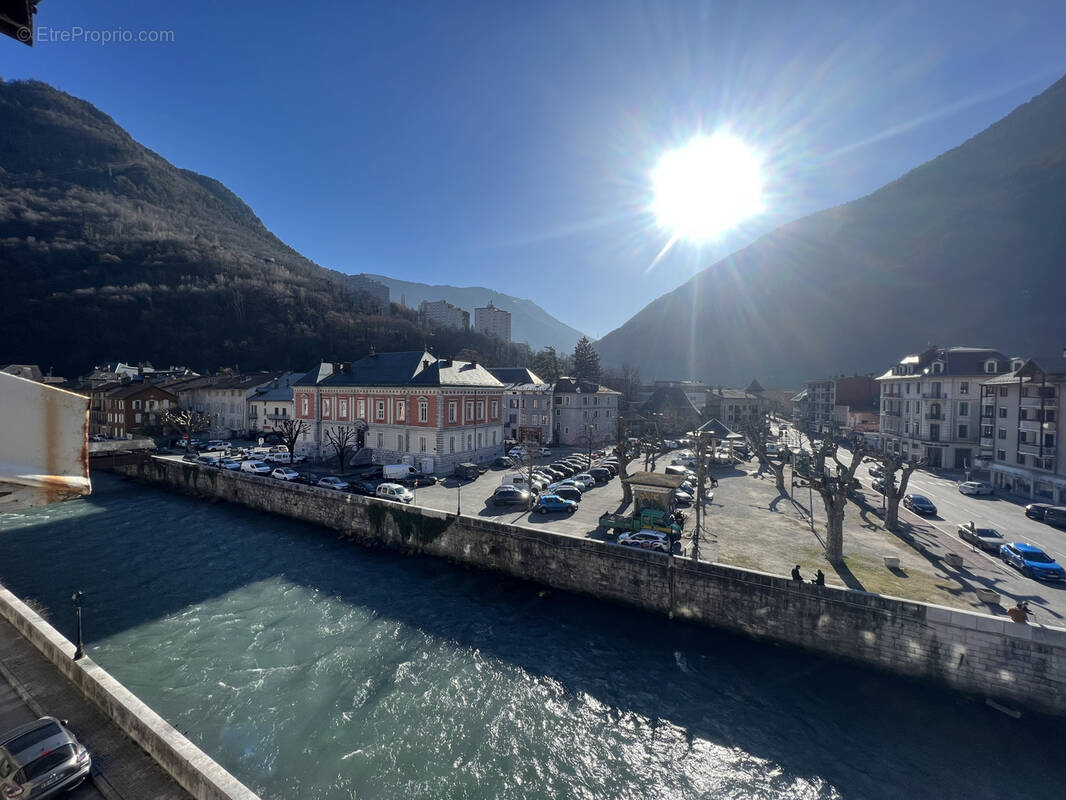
[293,351,505,473]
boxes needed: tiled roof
[639,386,702,416]
[553,377,620,395]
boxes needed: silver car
[0,717,91,799]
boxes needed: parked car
[219,458,242,470]
[957,523,1004,553]
[674,489,694,505]
[572,473,597,490]
[868,464,884,478]
[453,463,481,480]
[617,530,670,553]
[1025,503,1054,521]
[0,716,91,799]
[959,481,994,496]
[903,493,937,515]
[399,473,438,488]
[205,440,228,451]
[549,485,582,503]
[348,479,379,497]
[493,456,515,469]
[492,486,532,506]
[872,479,886,494]
[317,476,350,491]
[549,479,584,494]
[196,455,220,467]
[588,467,612,483]
[1043,506,1066,530]
[534,494,577,514]
[240,460,271,474]
[376,482,414,503]
[539,447,552,456]
[267,451,305,465]
[271,467,300,481]
[999,542,1066,581]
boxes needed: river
[0,473,1061,799]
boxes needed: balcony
[921,391,945,399]
[1021,395,1053,408]
[883,409,901,418]
[1018,419,1056,433]
[1018,442,1044,456]
[980,437,995,449]
[980,409,996,419]
[924,412,943,421]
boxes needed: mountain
[595,75,1066,387]
[363,274,587,353]
[0,80,524,376]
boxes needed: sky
[3,1,1065,340]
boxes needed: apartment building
[877,346,1010,469]
[419,299,470,331]
[247,372,302,436]
[474,302,511,343]
[89,382,177,439]
[803,375,878,434]
[489,367,553,444]
[704,387,759,427]
[294,351,505,473]
[164,372,284,439]
[980,356,1065,503]
[552,377,621,447]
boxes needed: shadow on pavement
[831,560,866,591]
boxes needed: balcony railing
[980,437,994,449]
[1018,419,1056,433]
[924,412,943,421]
[921,391,945,399]
[1018,442,1043,456]
[1021,395,1054,408]
[980,409,996,419]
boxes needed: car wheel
[1023,566,1033,579]
[568,507,576,514]
[538,507,547,515]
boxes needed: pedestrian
[811,569,825,586]
[711,476,719,489]
[1007,601,1033,624]
[791,564,803,582]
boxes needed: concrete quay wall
[0,584,261,800]
[120,457,1066,716]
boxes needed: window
[510,398,518,408]
[132,399,141,410]
[997,449,1006,461]
[905,400,910,413]
[958,424,968,438]
[959,402,969,416]
[1017,453,1026,465]
[932,362,943,374]
[322,398,331,417]
[985,360,997,373]
[491,400,498,418]
[376,400,385,420]
[418,400,428,423]
[465,401,474,421]
[396,400,406,422]
[998,407,1007,418]
[448,402,457,423]
[357,398,366,419]
[999,387,1008,397]
[449,437,455,453]
[491,431,496,445]
[906,384,911,395]
[477,401,484,420]
[135,413,142,423]
[338,398,348,419]
[419,436,427,453]
[998,428,1006,439]
[960,381,968,394]
[377,432,383,447]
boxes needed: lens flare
[652,135,764,241]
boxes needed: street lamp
[71,591,84,660]
[456,477,463,516]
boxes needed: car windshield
[913,496,931,503]
[975,529,1000,537]
[16,744,75,782]
[1024,551,1054,564]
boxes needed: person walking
[791,564,803,582]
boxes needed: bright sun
[652,134,764,241]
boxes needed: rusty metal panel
[0,371,91,511]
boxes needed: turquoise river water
[0,473,1062,799]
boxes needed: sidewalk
[0,615,191,800]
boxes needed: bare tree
[613,423,640,506]
[162,408,213,453]
[274,418,311,464]
[324,426,357,473]
[867,451,928,531]
[739,416,789,495]
[796,433,867,564]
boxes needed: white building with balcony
[980,355,1066,503]
[877,346,1011,470]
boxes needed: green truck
[598,508,683,538]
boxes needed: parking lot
[159,435,1066,623]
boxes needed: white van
[376,482,414,503]
[500,472,533,490]
[384,463,418,480]
[240,460,271,474]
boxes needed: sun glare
[652,134,764,241]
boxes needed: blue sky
[4,1,1065,339]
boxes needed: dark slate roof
[553,377,619,395]
[622,471,686,489]
[696,418,738,438]
[293,363,337,387]
[708,387,755,400]
[984,356,1066,385]
[489,367,544,385]
[639,386,703,416]
[100,382,177,400]
[883,346,1011,377]
[409,360,504,387]
[745,378,765,394]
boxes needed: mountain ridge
[594,74,1066,386]
[364,274,588,353]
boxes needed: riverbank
[116,456,1066,717]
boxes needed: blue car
[535,494,577,515]
[999,542,1066,581]
[903,493,937,515]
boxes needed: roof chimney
[470,359,477,368]
[423,359,430,369]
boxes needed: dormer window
[985,360,998,373]
[932,362,944,375]
[1011,359,1024,371]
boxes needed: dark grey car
[0,717,91,799]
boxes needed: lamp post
[456,477,463,516]
[72,591,84,660]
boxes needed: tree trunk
[825,504,846,564]
[773,462,786,494]
[885,494,901,531]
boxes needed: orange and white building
[293,350,505,473]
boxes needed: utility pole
[72,591,84,660]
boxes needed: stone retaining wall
[120,458,1066,716]
[0,584,260,800]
